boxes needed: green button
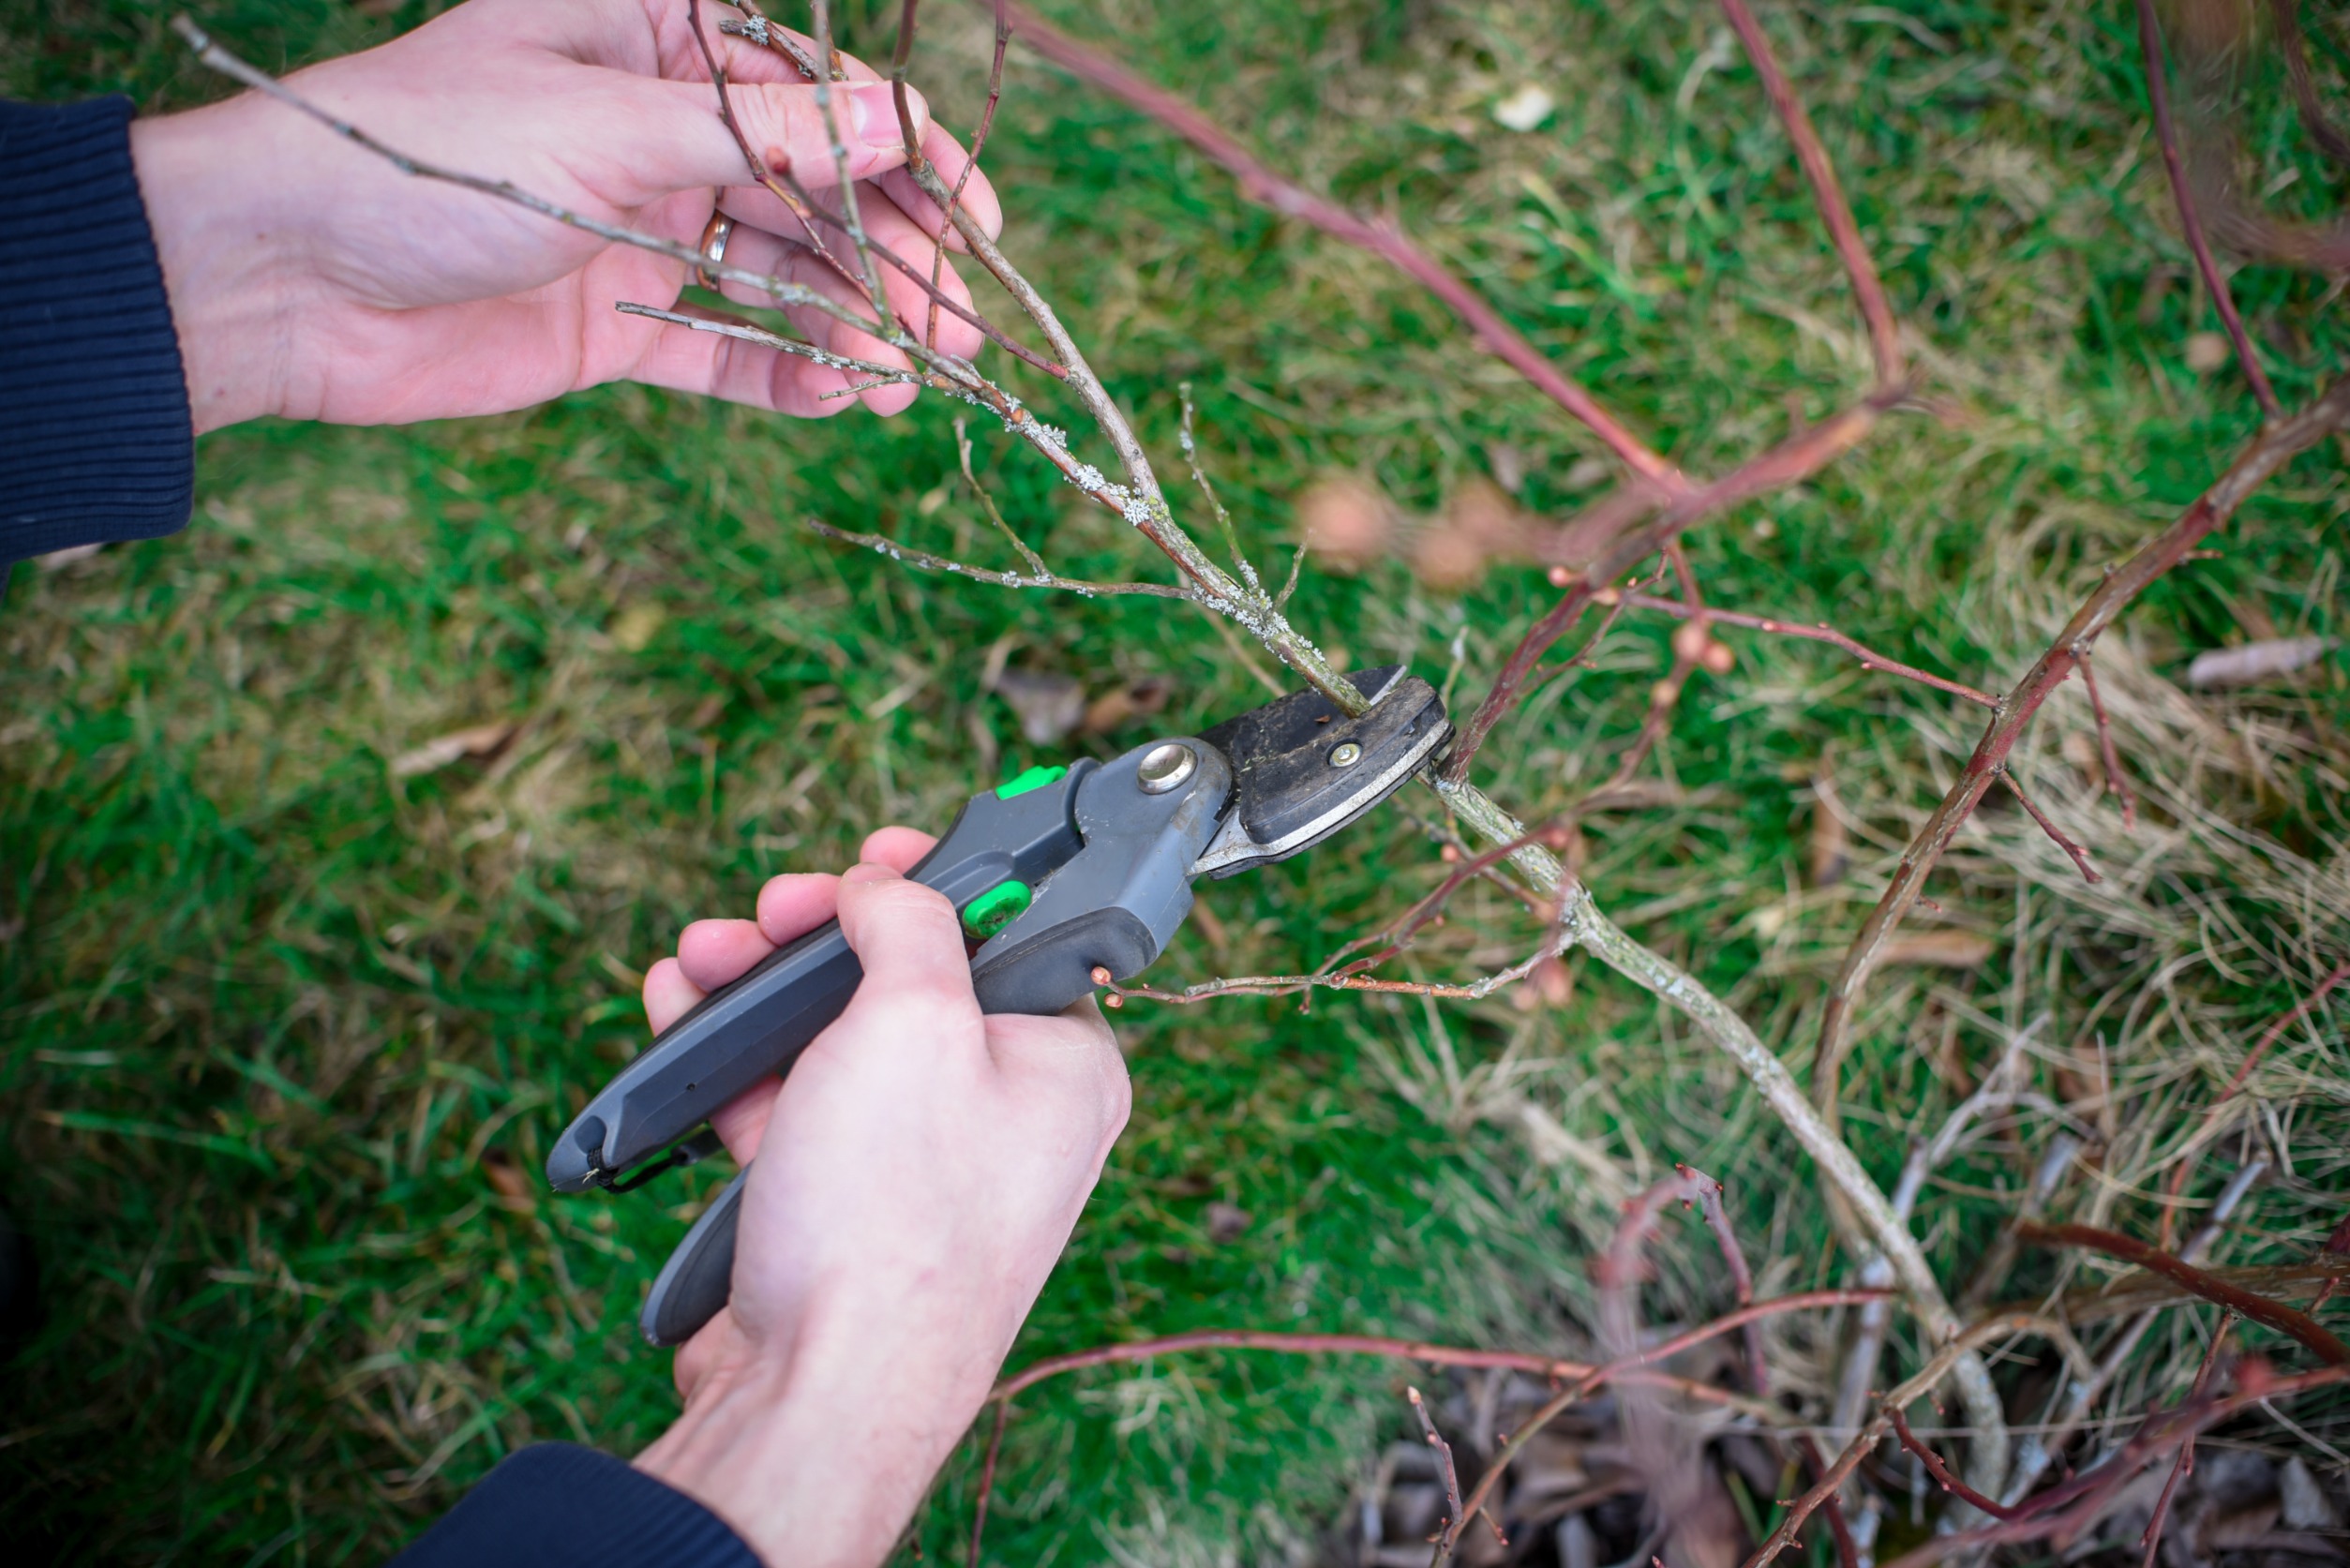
[961,879,1033,941]
[995,764,1068,800]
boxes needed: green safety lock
[960,878,1034,940]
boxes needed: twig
[2076,652,2138,829]
[2000,1161,2268,1501]
[1618,593,1998,708]
[1000,3,1684,494]
[803,519,1195,599]
[1444,393,1896,783]
[2138,1315,2235,1568]
[967,1396,1009,1567]
[1814,380,2350,1131]
[2132,0,2281,417]
[2269,0,2350,167]
[1997,768,2101,883]
[2018,1222,2349,1365]
[1874,1366,2350,1568]
[1740,1313,2065,1568]
[1408,1386,1478,1563]
[1888,1407,2023,1520]
[1441,1177,1877,1562]
[2158,961,2350,1248]
[1714,0,1903,388]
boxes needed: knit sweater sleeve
[0,96,195,577]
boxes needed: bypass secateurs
[547,666,1450,1346]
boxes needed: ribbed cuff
[386,1443,761,1568]
[0,96,196,569]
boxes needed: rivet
[1137,741,1197,794]
[1329,741,1363,769]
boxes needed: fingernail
[848,82,921,151]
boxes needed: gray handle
[642,1167,747,1346]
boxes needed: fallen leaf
[2186,635,2338,688]
[609,602,666,652]
[389,721,519,779]
[1879,931,1996,968]
[1295,475,1396,569]
[37,543,104,570]
[1081,676,1173,734]
[1205,1202,1251,1245]
[991,669,1085,745]
[1493,82,1556,131]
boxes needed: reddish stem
[1814,380,2350,1119]
[1997,768,2101,884]
[2139,1316,2234,1568]
[2132,0,2281,417]
[2159,961,2350,1247]
[1002,3,1684,493]
[1619,593,1998,708]
[2020,1222,2350,1365]
[1715,0,1903,388]
[1889,1407,2024,1519]
[2077,653,2139,829]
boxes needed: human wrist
[634,1303,1001,1568]
[129,98,296,433]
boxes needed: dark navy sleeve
[389,1443,761,1568]
[1,96,196,580]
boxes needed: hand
[130,0,1000,431]
[629,829,1130,1568]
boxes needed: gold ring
[696,211,735,291]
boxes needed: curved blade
[1190,665,1449,879]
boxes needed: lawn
[4,1,2347,1563]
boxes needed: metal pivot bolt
[1328,741,1363,769]
[1136,741,1197,794]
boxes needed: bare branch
[1815,380,2350,1128]
[2132,0,2282,417]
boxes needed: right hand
[628,828,1130,1568]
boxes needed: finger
[714,187,984,365]
[831,861,983,1029]
[753,871,846,947]
[873,127,1005,252]
[643,955,707,1034]
[703,26,1002,246]
[630,231,917,417]
[675,917,777,993]
[598,69,930,202]
[709,1077,784,1164]
[859,826,936,871]
[713,225,922,414]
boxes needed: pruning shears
[546,666,1450,1346]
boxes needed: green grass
[5,0,2349,1562]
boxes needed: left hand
[132,0,1000,431]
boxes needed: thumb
[607,71,929,200]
